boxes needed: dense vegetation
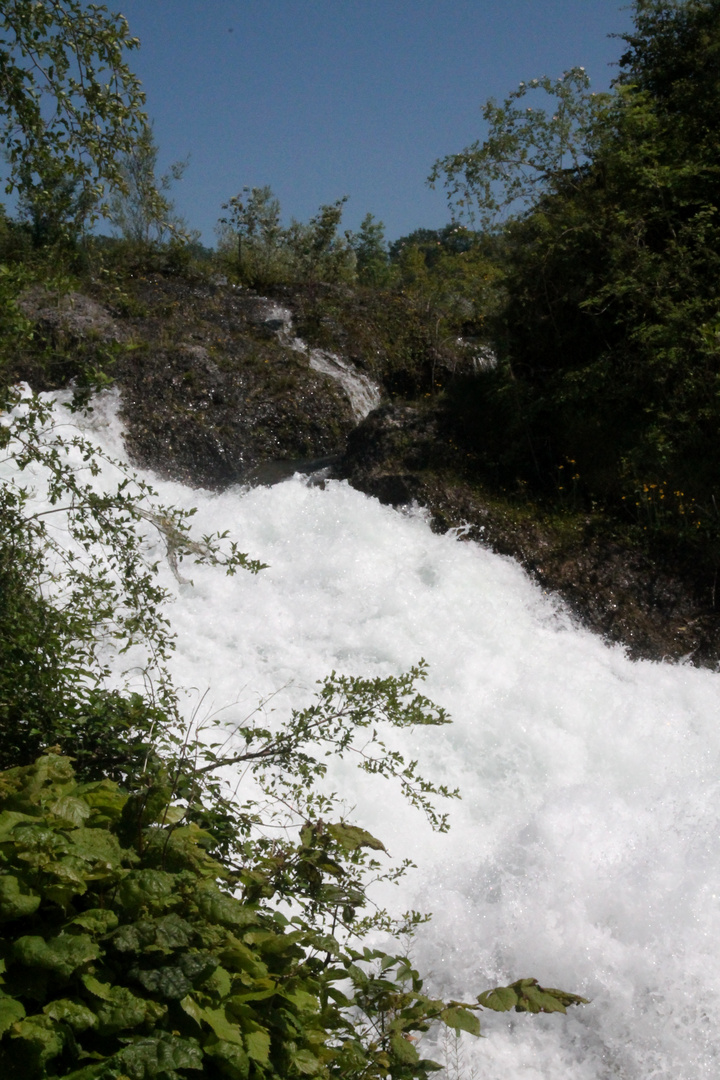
[431,0,720,591]
[0,3,592,1078]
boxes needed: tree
[0,1,147,234]
[428,67,610,231]
[0,752,587,1080]
[431,1,720,558]
[218,188,356,287]
[105,124,191,246]
[347,213,392,286]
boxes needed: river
[21,391,720,1078]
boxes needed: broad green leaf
[516,984,569,1014]
[10,1014,65,1065]
[290,1047,324,1075]
[326,823,386,852]
[81,974,114,1002]
[114,1032,203,1078]
[194,882,258,928]
[244,1027,270,1064]
[219,941,267,979]
[154,913,195,950]
[13,933,100,978]
[65,827,125,871]
[43,997,98,1031]
[390,1033,420,1064]
[94,984,161,1035]
[68,908,119,935]
[180,994,204,1026]
[282,986,319,1013]
[134,964,193,1000]
[0,994,25,1037]
[0,874,41,921]
[227,979,278,1005]
[0,811,38,842]
[203,964,233,998]
[202,1005,245,1045]
[48,795,91,826]
[440,1006,481,1036]
[477,985,519,1012]
[204,1037,250,1080]
[117,869,176,915]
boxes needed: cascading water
[13,390,720,1079]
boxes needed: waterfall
[15,390,720,1079]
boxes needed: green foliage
[217,187,356,288]
[433,0,720,577]
[105,124,193,247]
[428,67,610,230]
[0,751,585,1080]
[0,1,147,235]
[0,387,263,779]
[347,214,392,287]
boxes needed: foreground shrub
[0,754,587,1080]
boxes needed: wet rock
[119,335,355,489]
[336,402,720,666]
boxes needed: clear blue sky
[115,1,635,246]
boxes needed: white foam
[11,391,720,1078]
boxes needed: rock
[336,401,720,665]
[114,278,358,488]
[18,287,122,342]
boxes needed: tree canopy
[432,0,720,573]
[0,1,147,231]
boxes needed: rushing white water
[13,391,720,1079]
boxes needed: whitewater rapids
[16,392,720,1078]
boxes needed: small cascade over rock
[253,298,382,421]
[291,339,381,421]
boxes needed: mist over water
[24,394,720,1078]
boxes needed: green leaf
[10,1014,65,1066]
[68,908,119,935]
[117,869,176,915]
[94,984,161,1036]
[282,986,319,1013]
[440,1006,481,1036]
[477,985,519,1011]
[290,1047,324,1075]
[48,795,91,826]
[194,882,259,929]
[325,823,386,852]
[204,1037,250,1080]
[219,941,267,979]
[81,974,114,1002]
[114,1032,203,1079]
[390,1032,420,1064]
[202,1005,244,1045]
[13,933,100,978]
[0,875,41,922]
[43,997,98,1031]
[133,963,193,1000]
[0,994,26,1037]
[244,1028,270,1064]
[478,979,589,1014]
[0,811,38,842]
[203,964,233,998]
[180,994,204,1027]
